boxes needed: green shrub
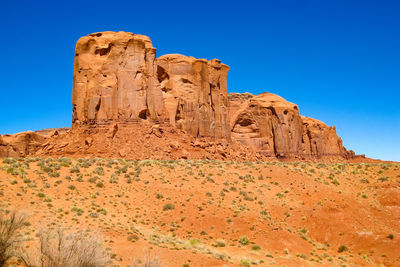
[70,166,80,174]
[93,167,105,176]
[127,234,139,242]
[239,259,250,267]
[71,206,84,216]
[189,239,200,246]
[338,245,348,253]
[214,239,226,247]
[88,177,98,183]
[239,236,249,245]
[162,203,175,211]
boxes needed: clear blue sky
[0,0,399,161]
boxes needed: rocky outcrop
[72,31,164,126]
[0,31,359,161]
[0,135,18,157]
[229,92,350,158]
[68,31,355,159]
[230,93,303,157]
[0,132,47,157]
[301,116,348,157]
[72,32,230,139]
[157,54,230,139]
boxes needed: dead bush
[21,228,110,267]
[129,253,163,267]
[0,210,28,266]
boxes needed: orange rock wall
[157,55,230,139]
[229,93,350,158]
[72,32,230,139]
[72,31,164,125]
[66,31,352,159]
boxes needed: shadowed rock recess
[1,31,358,160]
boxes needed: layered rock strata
[72,32,230,139]
[157,54,230,139]
[72,31,164,125]
[229,92,350,158]
[301,116,348,157]
[0,31,355,160]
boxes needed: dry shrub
[0,210,28,266]
[129,253,163,267]
[21,228,110,267]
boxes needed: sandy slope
[0,158,399,266]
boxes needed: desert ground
[1,157,399,266]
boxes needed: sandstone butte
[1,31,366,161]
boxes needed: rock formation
[0,31,359,161]
[0,135,17,157]
[72,31,164,125]
[72,32,230,139]
[227,92,255,124]
[0,132,47,157]
[230,93,303,157]
[157,54,230,139]
[229,92,351,158]
[301,116,348,157]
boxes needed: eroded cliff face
[230,93,303,157]
[72,32,230,139]
[72,31,164,125]
[229,93,350,158]
[301,116,348,157]
[157,54,230,139]
[0,31,357,160]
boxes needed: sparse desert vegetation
[0,157,399,266]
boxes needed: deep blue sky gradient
[0,0,399,161]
